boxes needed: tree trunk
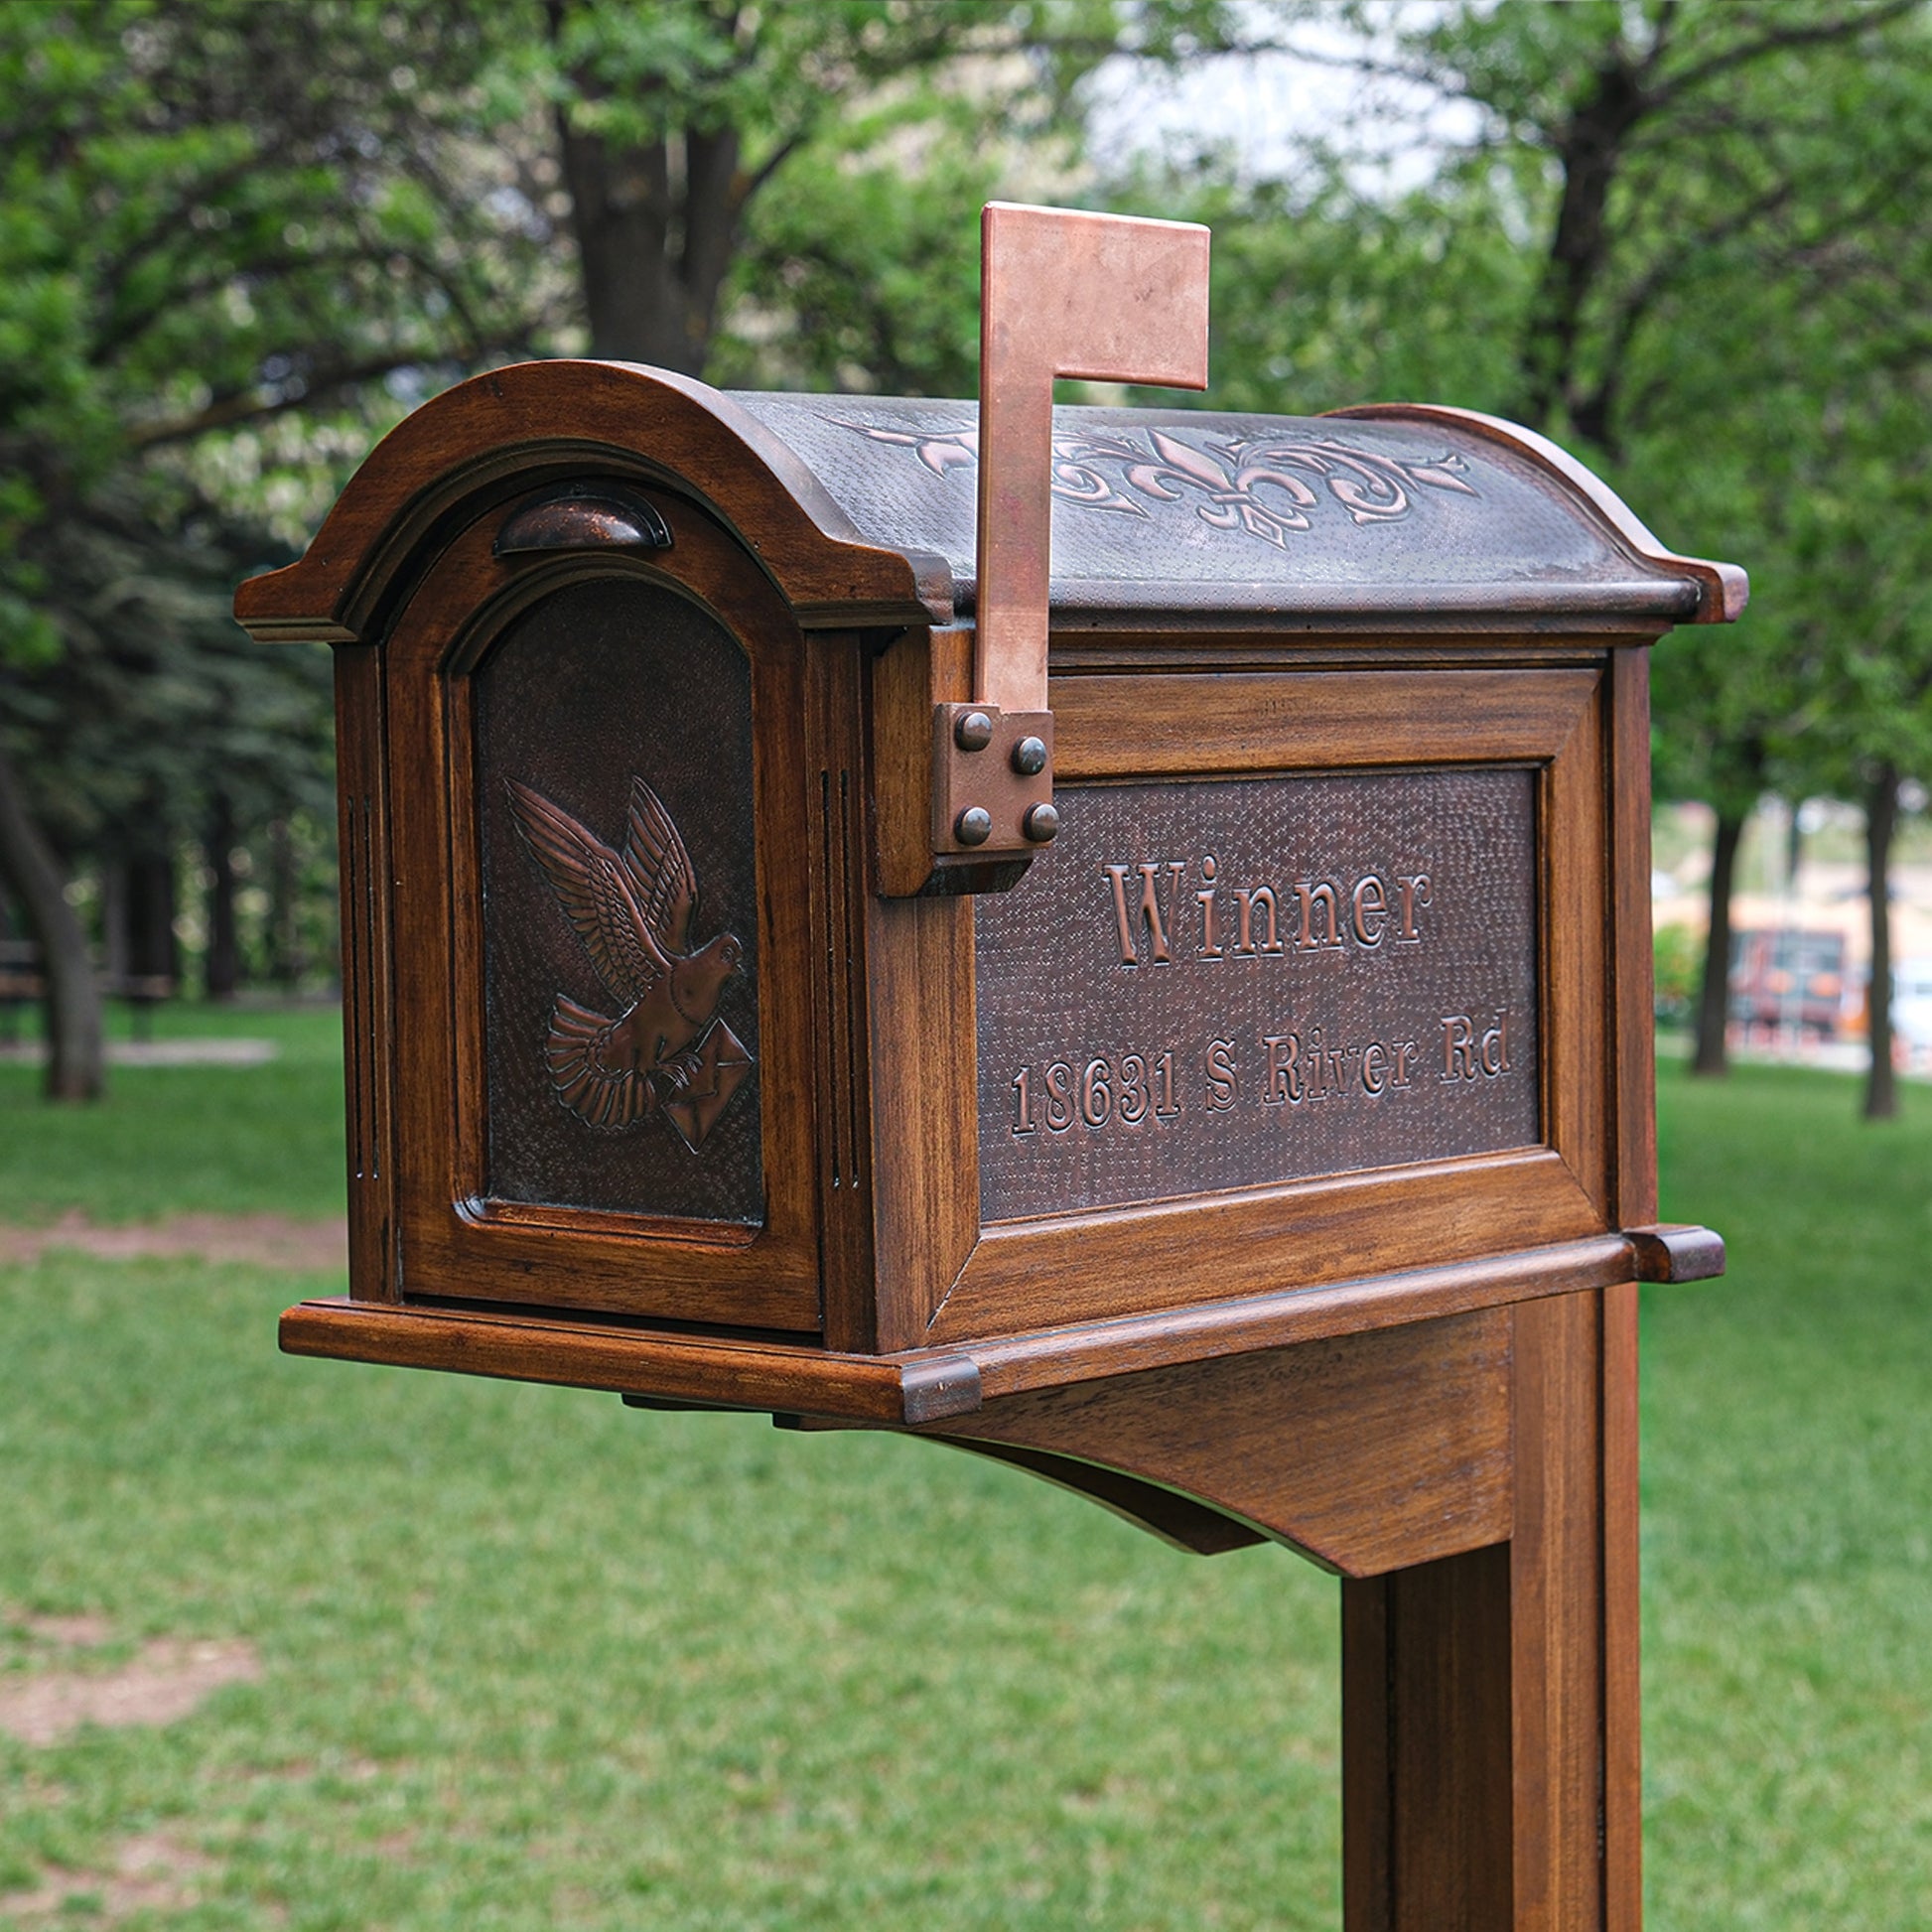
[1864,763,1899,1120]
[544,0,748,376]
[1693,807,1745,1077]
[0,737,104,1100]
[267,816,301,988]
[681,121,745,357]
[127,850,179,982]
[1521,55,1647,437]
[101,856,129,986]
[554,110,686,367]
[205,794,239,1001]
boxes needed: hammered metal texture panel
[975,769,1539,1222]
[477,578,762,1223]
[731,394,1695,619]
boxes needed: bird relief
[504,774,754,1152]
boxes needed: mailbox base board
[279,1220,1713,1425]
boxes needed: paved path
[0,1210,346,1273]
[0,1038,279,1066]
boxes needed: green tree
[0,0,556,1095]
[0,494,336,998]
[529,0,1265,378]
[1379,0,1932,1095]
[1763,356,1932,1119]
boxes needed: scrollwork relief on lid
[842,419,1478,550]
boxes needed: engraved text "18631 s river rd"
[1008,853,1514,1136]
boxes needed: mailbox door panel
[372,488,822,1332]
[474,577,764,1225]
[910,652,1627,1347]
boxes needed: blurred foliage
[1115,4,1932,820]
[524,0,1255,371]
[1110,1,1932,1090]
[3,500,330,854]
[1653,922,1702,1026]
[0,0,567,1062]
[0,2,1270,1029]
[0,0,558,660]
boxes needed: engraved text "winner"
[1103,858,1432,964]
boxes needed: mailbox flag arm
[921,204,1211,877]
[975,202,1211,715]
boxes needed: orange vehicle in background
[1728,927,1854,1040]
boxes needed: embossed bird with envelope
[504,773,753,1151]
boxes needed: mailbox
[236,340,1731,1426]
[238,206,1737,1925]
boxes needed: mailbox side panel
[374,490,826,1332]
[905,643,1638,1348]
[1604,641,1657,1930]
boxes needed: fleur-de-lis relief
[841,417,1480,551]
[1122,430,1321,547]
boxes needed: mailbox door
[347,482,823,1333]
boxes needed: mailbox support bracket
[830,1280,1663,1931]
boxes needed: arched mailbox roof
[235,358,1743,641]
[736,392,1744,627]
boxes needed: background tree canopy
[2,0,1929,1110]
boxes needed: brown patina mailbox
[238,207,1734,1928]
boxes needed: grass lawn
[1,1011,1928,1925]
[0,1003,345,1224]
[1647,1061,1932,1929]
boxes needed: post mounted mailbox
[236,329,1730,1424]
[238,206,1737,1925]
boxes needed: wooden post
[1341,1287,1629,1931]
[1341,1544,1514,1930]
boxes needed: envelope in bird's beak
[660,1019,755,1153]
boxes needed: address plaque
[975,767,1541,1221]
